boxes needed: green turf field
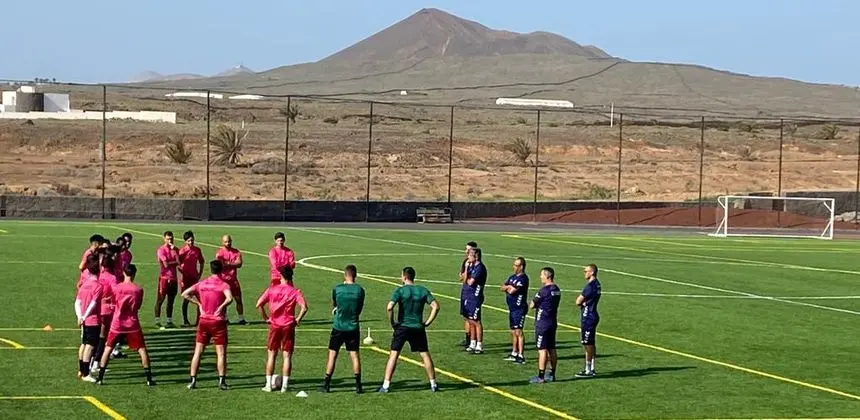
[1,220,859,420]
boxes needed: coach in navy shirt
[500,257,529,364]
[529,267,560,384]
[462,248,487,354]
[575,263,601,378]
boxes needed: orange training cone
[42,324,53,332]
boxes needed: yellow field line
[367,346,578,420]
[0,337,25,349]
[81,396,126,420]
[0,395,125,419]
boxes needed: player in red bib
[178,231,205,327]
[75,254,104,382]
[154,231,180,328]
[95,264,156,386]
[267,232,296,287]
[182,260,234,390]
[77,235,105,289]
[215,235,245,324]
[90,246,119,373]
[256,266,307,392]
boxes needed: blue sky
[3,0,858,86]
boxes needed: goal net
[709,195,835,239]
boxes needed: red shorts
[180,274,200,291]
[267,324,295,352]
[227,280,242,299]
[196,318,228,346]
[158,276,178,297]
[106,330,145,350]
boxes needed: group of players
[73,231,601,393]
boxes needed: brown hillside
[320,8,611,64]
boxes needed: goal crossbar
[709,195,835,240]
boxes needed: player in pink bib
[215,235,245,324]
[183,260,235,390]
[179,230,206,326]
[95,264,156,386]
[268,232,296,287]
[78,234,105,289]
[256,266,307,392]
[75,254,104,382]
[154,231,180,328]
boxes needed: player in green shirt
[319,265,366,394]
[377,267,440,393]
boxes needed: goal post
[709,195,835,239]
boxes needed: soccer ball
[272,375,282,389]
[363,336,374,345]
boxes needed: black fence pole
[616,113,623,225]
[855,127,860,226]
[698,116,705,226]
[447,106,454,208]
[777,119,784,228]
[101,85,106,219]
[532,110,541,223]
[365,102,374,222]
[283,96,291,222]
[205,91,211,221]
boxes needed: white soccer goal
[709,195,835,239]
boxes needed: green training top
[332,283,365,332]
[390,284,435,329]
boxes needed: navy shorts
[508,309,526,330]
[461,298,482,321]
[580,318,599,345]
[535,324,557,350]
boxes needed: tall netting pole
[283,96,291,222]
[447,106,454,207]
[365,101,374,222]
[777,119,785,228]
[532,109,541,223]
[100,85,107,219]
[205,90,211,221]
[615,113,623,225]
[698,116,705,226]
[855,127,860,226]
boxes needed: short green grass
[1,220,859,420]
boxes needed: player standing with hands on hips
[575,264,601,378]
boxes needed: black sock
[144,367,153,382]
[98,366,107,382]
[94,338,106,364]
[182,301,189,324]
[323,373,332,386]
[354,373,361,387]
[82,360,91,376]
[219,375,226,384]
[189,375,197,383]
[464,333,470,343]
[538,369,545,379]
[79,360,86,375]
[550,369,556,378]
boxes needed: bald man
[215,235,246,324]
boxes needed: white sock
[585,360,592,372]
[430,379,437,388]
[476,341,483,349]
[282,376,289,389]
[589,359,595,372]
[265,375,272,387]
[510,350,517,356]
[154,317,160,324]
[469,340,476,348]
[382,380,391,389]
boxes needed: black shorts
[535,324,557,350]
[390,326,429,353]
[329,329,360,352]
[81,325,100,346]
[581,318,599,345]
